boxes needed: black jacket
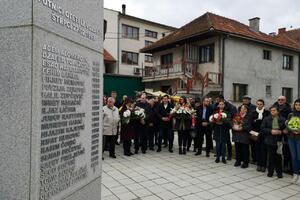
[252,109,270,132]
[212,111,232,143]
[232,113,252,144]
[272,102,292,120]
[145,105,157,129]
[196,105,213,129]
[157,103,173,128]
[261,115,285,146]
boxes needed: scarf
[272,116,279,129]
[256,107,264,120]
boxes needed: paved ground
[101,143,300,200]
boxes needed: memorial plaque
[0,1,103,200]
[33,0,103,52]
[31,28,102,200]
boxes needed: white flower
[213,113,219,119]
[123,110,131,118]
[209,115,213,122]
[221,113,227,118]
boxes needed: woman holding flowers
[210,100,231,163]
[232,105,252,168]
[120,98,135,156]
[251,99,270,172]
[285,99,300,184]
[261,106,285,178]
[173,96,192,155]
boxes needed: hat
[243,95,251,100]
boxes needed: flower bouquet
[287,116,300,133]
[232,114,244,131]
[171,107,194,120]
[131,106,146,120]
[122,110,131,124]
[209,112,227,125]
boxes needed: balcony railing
[143,61,196,80]
[203,72,222,88]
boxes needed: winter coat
[232,113,252,144]
[145,105,158,129]
[272,102,292,120]
[251,109,270,142]
[286,112,300,140]
[260,115,285,146]
[196,105,213,130]
[120,106,136,140]
[103,106,120,136]
[157,103,174,129]
[212,111,232,143]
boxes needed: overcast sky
[104,0,300,34]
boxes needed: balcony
[142,61,196,82]
[202,72,223,96]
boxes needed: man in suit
[157,95,174,152]
[195,97,214,157]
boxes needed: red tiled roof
[104,49,116,63]
[141,12,300,53]
[285,28,300,45]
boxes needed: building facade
[141,13,300,106]
[103,5,177,76]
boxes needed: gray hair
[107,97,115,103]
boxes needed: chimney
[249,17,260,32]
[278,27,286,34]
[122,4,126,14]
[269,32,276,37]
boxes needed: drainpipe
[221,35,226,96]
[117,13,120,74]
[298,54,300,98]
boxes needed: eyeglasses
[278,99,285,101]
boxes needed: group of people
[102,91,300,184]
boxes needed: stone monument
[0,0,103,199]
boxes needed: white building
[103,5,177,76]
[141,12,300,106]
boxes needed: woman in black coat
[261,106,285,178]
[120,98,136,156]
[211,100,232,164]
[251,99,270,172]
[232,105,252,168]
[174,96,191,155]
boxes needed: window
[122,51,138,65]
[283,55,293,70]
[233,83,248,102]
[145,40,154,47]
[145,30,158,38]
[263,50,271,60]
[122,24,139,40]
[266,85,272,98]
[282,87,293,103]
[161,54,173,67]
[145,55,153,63]
[199,44,214,63]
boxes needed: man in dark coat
[157,95,174,152]
[145,98,157,151]
[195,97,213,157]
[273,96,292,173]
[135,93,150,154]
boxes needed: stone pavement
[101,145,300,200]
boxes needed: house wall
[224,37,299,106]
[152,46,184,65]
[192,36,221,75]
[104,9,119,74]
[119,17,174,76]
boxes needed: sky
[104,0,300,34]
